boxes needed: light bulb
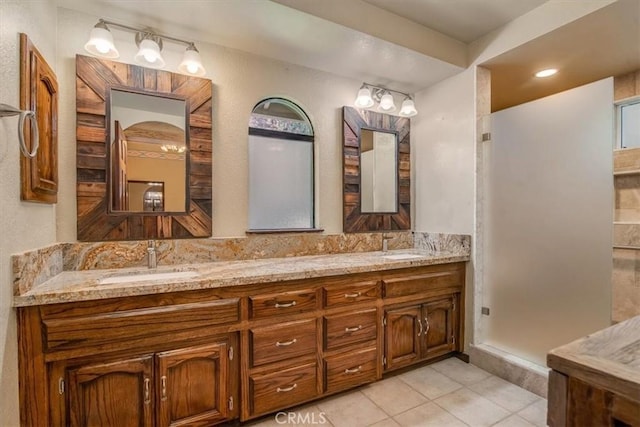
[187,63,199,74]
[95,40,111,54]
[378,92,396,112]
[399,98,418,117]
[354,87,374,108]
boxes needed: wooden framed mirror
[76,55,212,241]
[342,106,410,232]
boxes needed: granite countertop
[13,249,469,307]
[547,315,640,402]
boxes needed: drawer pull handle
[344,366,362,374]
[424,317,430,333]
[345,325,363,333]
[417,319,423,336]
[344,292,361,298]
[277,383,298,393]
[275,338,298,347]
[274,301,297,308]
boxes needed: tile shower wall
[612,70,640,323]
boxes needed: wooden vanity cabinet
[18,262,465,426]
[50,339,235,427]
[384,295,459,371]
[382,264,464,372]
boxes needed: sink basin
[99,270,199,285]
[382,253,424,260]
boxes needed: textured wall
[0,2,58,425]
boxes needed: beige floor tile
[429,358,492,386]
[361,377,429,416]
[398,365,463,400]
[467,375,540,412]
[434,388,511,427]
[517,399,548,427]
[369,418,402,427]
[393,402,468,427]
[316,390,388,427]
[492,414,536,427]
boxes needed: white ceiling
[362,0,548,43]
[57,0,467,93]
[57,0,637,104]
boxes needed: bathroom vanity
[14,251,466,426]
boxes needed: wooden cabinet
[54,340,234,427]
[385,295,458,371]
[66,355,153,427]
[382,264,463,372]
[156,342,231,427]
[18,262,465,426]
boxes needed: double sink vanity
[11,53,472,426]
[14,246,469,426]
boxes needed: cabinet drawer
[251,319,316,367]
[324,281,380,308]
[324,309,377,351]
[384,268,462,298]
[324,347,377,394]
[43,299,240,351]
[249,289,317,319]
[250,362,318,416]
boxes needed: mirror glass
[109,89,188,213]
[360,129,397,213]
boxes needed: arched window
[248,98,315,230]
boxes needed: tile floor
[247,358,547,427]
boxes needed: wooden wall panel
[76,55,212,241]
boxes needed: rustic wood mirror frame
[76,55,212,241]
[342,106,410,232]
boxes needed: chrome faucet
[382,236,392,252]
[147,240,157,269]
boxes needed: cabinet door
[67,355,153,427]
[156,342,230,427]
[384,306,422,371]
[423,296,455,359]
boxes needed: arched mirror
[248,97,315,231]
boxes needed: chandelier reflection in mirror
[354,83,418,117]
[84,19,206,76]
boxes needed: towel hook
[0,103,39,158]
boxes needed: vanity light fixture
[354,83,418,117]
[84,19,206,76]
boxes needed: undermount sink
[99,270,199,285]
[382,253,424,260]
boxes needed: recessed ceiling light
[535,68,558,78]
